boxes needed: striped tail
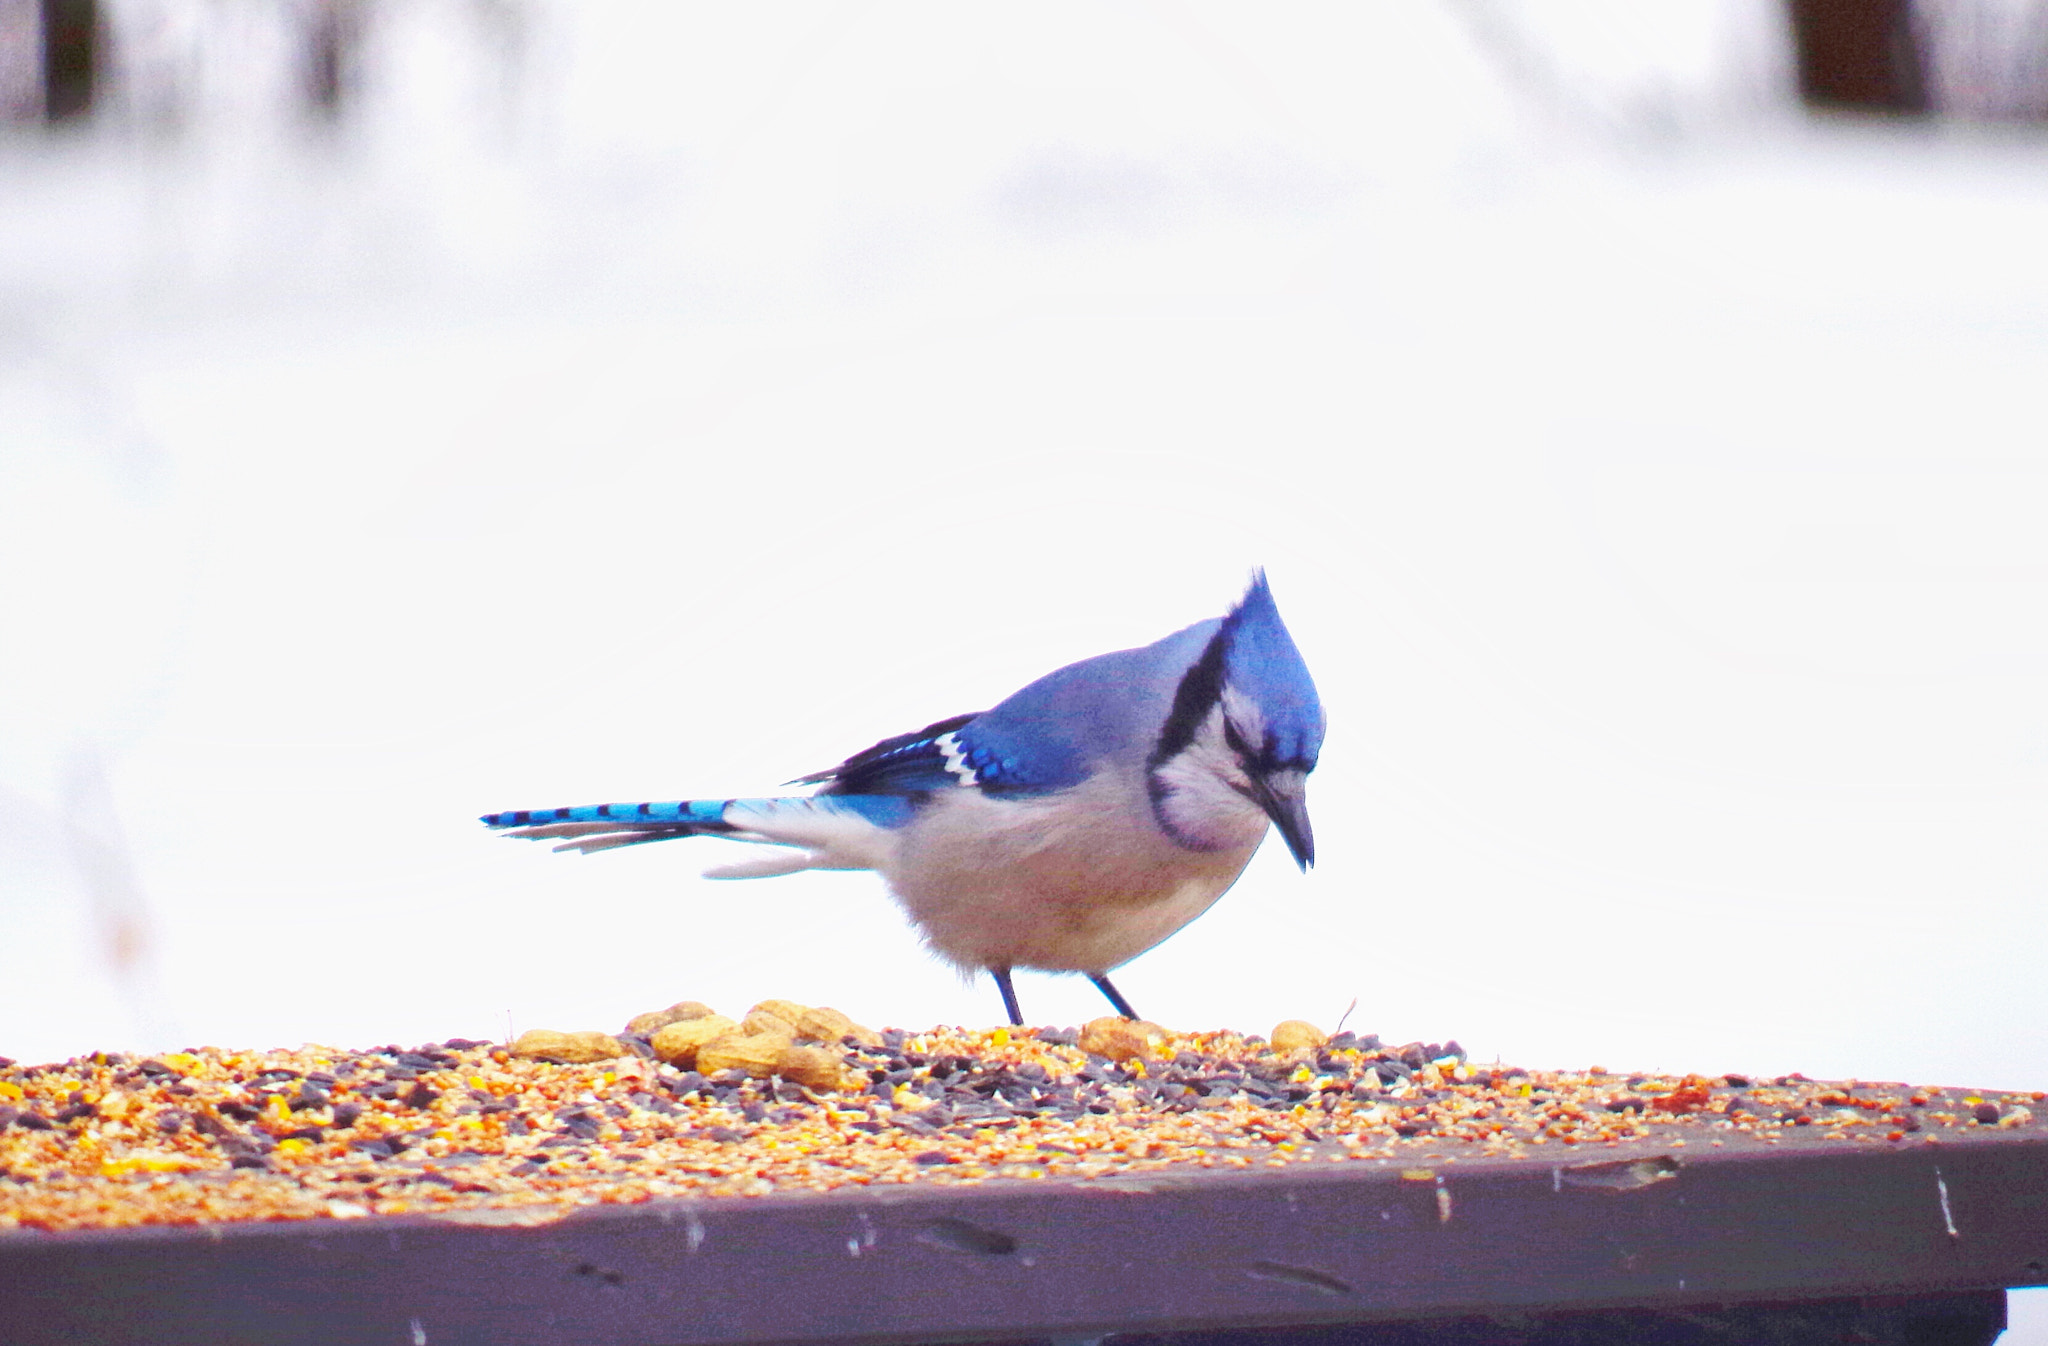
[480,794,914,871]
[481,799,748,855]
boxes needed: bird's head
[1147,572,1325,869]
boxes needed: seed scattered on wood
[7,1011,2040,1236]
[1652,1078,1714,1115]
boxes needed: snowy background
[3,0,2044,1146]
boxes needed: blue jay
[483,573,1324,1027]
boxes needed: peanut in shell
[626,1001,718,1037]
[697,1032,794,1079]
[508,1030,627,1064]
[1078,1016,1170,1062]
[793,1005,881,1048]
[1270,1020,1328,1052]
[648,1015,740,1068]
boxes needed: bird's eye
[1221,717,1257,763]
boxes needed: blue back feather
[953,620,1219,792]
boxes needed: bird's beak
[1252,775,1315,871]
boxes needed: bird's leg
[991,966,1025,1027]
[1088,973,1139,1021]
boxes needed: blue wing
[792,709,1064,795]
[793,712,985,794]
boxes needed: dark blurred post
[1,1,34,119]
[1786,0,1930,111]
[306,0,368,118]
[39,0,94,121]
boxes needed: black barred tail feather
[479,794,914,868]
[481,798,742,854]
[480,799,735,830]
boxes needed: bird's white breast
[882,767,1268,974]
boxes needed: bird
[482,572,1325,1028]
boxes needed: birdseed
[1,1019,2040,1233]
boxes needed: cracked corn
[2,1009,2041,1233]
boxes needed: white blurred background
[2,0,2045,1114]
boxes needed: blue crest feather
[1219,570,1324,770]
